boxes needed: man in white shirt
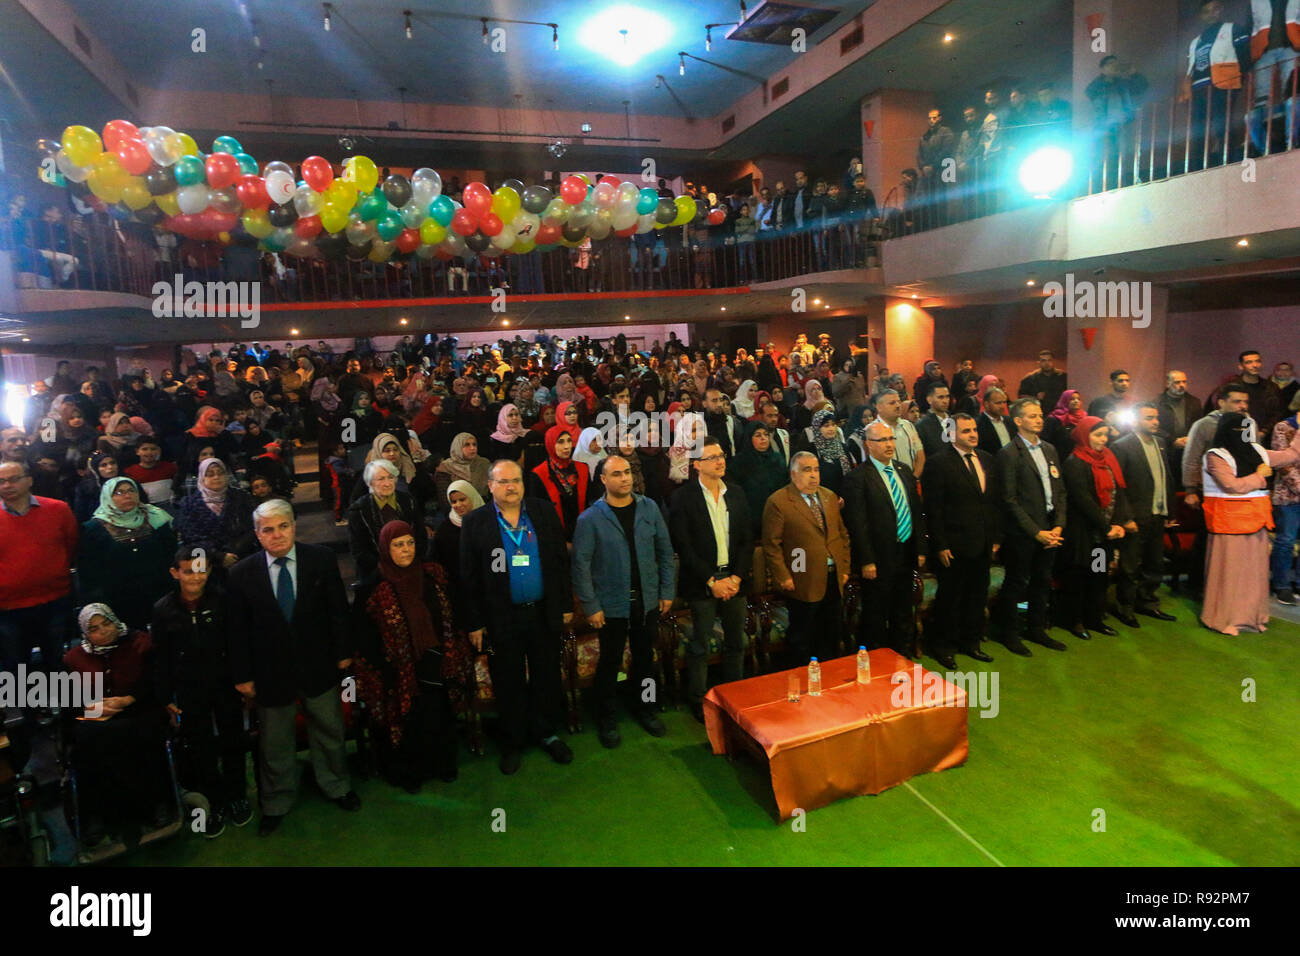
[873,388,926,477]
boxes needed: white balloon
[587,218,611,240]
[399,201,425,229]
[55,149,91,183]
[176,184,210,214]
[636,213,656,234]
[611,207,638,230]
[411,167,442,204]
[490,225,516,249]
[510,211,540,240]
[263,161,294,178]
[265,170,295,205]
[292,184,323,217]
[593,182,616,208]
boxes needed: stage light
[706,28,712,52]
[553,25,559,50]
[1018,146,1073,198]
[680,54,686,75]
[290,328,300,335]
[404,11,412,39]
[1236,238,1249,247]
[1026,279,1036,286]
[943,33,954,43]
[322,3,331,31]
[482,19,489,44]
[579,7,671,66]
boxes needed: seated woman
[484,403,529,464]
[348,459,427,579]
[352,431,435,509]
[353,521,474,792]
[73,451,121,524]
[432,479,484,593]
[175,458,257,572]
[63,603,172,848]
[526,425,591,542]
[96,412,141,470]
[433,432,490,506]
[1059,416,1133,639]
[78,477,177,629]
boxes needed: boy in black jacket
[152,547,250,838]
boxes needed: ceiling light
[252,34,261,48]
[404,11,412,39]
[502,318,510,326]
[400,318,408,325]
[624,314,631,320]
[552,25,559,50]
[720,306,726,311]
[290,328,300,335]
[943,33,954,43]
[823,304,829,309]
[1025,279,1036,286]
[1236,238,1249,247]
[482,19,490,44]
[812,298,821,304]
[580,7,671,66]
[680,53,686,75]
[322,3,331,31]
[256,56,264,70]
[581,122,593,133]
[706,28,712,52]
[740,1,748,19]
[21,337,31,342]
[911,294,919,299]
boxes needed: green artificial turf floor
[125,593,1299,866]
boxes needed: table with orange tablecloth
[703,650,968,821]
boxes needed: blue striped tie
[883,465,912,542]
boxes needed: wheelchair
[0,708,52,866]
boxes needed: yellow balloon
[419,219,447,245]
[87,168,124,203]
[510,239,536,255]
[320,204,349,234]
[343,155,379,193]
[62,125,102,167]
[672,195,696,227]
[367,239,393,262]
[491,186,521,223]
[92,151,122,175]
[120,179,152,210]
[242,208,273,238]
[165,132,198,163]
[155,191,181,216]
[324,179,358,208]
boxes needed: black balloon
[344,239,373,261]
[268,202,298,227]
[465,230,491,252]
[316,233,348,260]
[501,178,525,194]
[145,166,177,196]
[521,185,552,215]
[381,174,412,208]
[133,205,165,225]
[561,221,587,242]
[654,197,677,224]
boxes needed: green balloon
[233,152,258,175]
[360,189,389,222]
[212,135,243,155]
[428,194,455,227]
[173,155,206,187]
[376,211,403,241]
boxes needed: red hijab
[1070,415,1126,508]
[377,520,437,654]
[188,405,225,438]
[554,401,581,441]
[1051,389,1087,427]
[411,394,443,435]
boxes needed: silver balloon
[55,149,91,183]
[208,187,243,214]
[399,201,425,229]
[411,167,442,205]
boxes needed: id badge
[512,553,530,567]
[1049,464,1060,479]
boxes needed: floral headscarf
[78,602,127,656]
[811,408,852,472]
[92,477,171,530]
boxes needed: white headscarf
[572,426,607,473]
[732,380,758,418]
[445,479,485,528]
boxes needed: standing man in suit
[669,436,753,721]
[762,452,852,666]
[922,413,1001,668]
[843,421,927,656]
[460,459,574,775]
[994,398,1069,655]
[228,499,359,836]
[916,382,954,458]
[760,402,792,467]
[703,388,746,458]
[1111,402,1178,624]
[977,386,1013,455]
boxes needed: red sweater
[0,496,79,609]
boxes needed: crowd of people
[1,329,1297,851]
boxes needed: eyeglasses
[865,437,896,443]
[0,475,31,484]
[698,454,726,463]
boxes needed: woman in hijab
[74,451,122,523]
[176,458,257,572]
[353,520,472,792]
[180,406,235,479]
[572,426,607,476]
[832,358,866,413]
[845,404,876,463]
[553,373,578,408]
[731,380,759,419]
[1044,388,1087,458]
[667,411,706,500]
[1200,411,1300,634]
[347,390,384,447]
[63,602,173,847]
[348,458,428,580]
[1059,417,1133,640]
[554,400,582,443]
[513,379,541,426]
[526,425,591,541]
[432,479,485,592]
[806,407,859,496]
[791,379,828,434]
[96,411,140,468]
[78,477,177,629]
[635,392,669,503]
[434,432,490,505]
[353,431,433,507]
[521,404,558,474]
[454,387,493,447]
[756,351,783,393]
[485,403,529,463]
[735,422,790,536]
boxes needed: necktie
[883,466,912,542]
[275,556,295,621]
[804,493,826,533]
[964,452,983,491]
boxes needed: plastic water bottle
[808,657,822,697]
[857,646,871,685]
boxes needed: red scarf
[377,521,437,655]
[1070,415,1126,508]
[1050,389,1087,427]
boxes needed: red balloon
[451,208,479,237]
[462,182,492,216]
[615,224,638,237]
[293,215,323,238]
[708,208,726,226]
[235,174,270,209]
[395,228,420,253]
[301,155,333,192]
[559,175,587,205]
[163,210,237,241]
[434,247,452,260]
[536,222,561,245]
[116,139,152,176]
[103,119,141,152]
[206,153,241,190]
[602,175,622,189]
[479,212,503,237]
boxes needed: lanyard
[498,510,532,553]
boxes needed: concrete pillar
[860,89,934,206]
[883,296,935,386]
[1065,282,1169,401]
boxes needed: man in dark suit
[916,381,954,458]
[977,386,1013,456]
[228,499,358,836]
[669,436,753,721]
[1111,402,1178,625]
[703,387,746,458]
[460,459,574,775]
[842,421,927,656]
[994,398,1069,655]
[762,452,852,666]
[922,414,1001,668]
